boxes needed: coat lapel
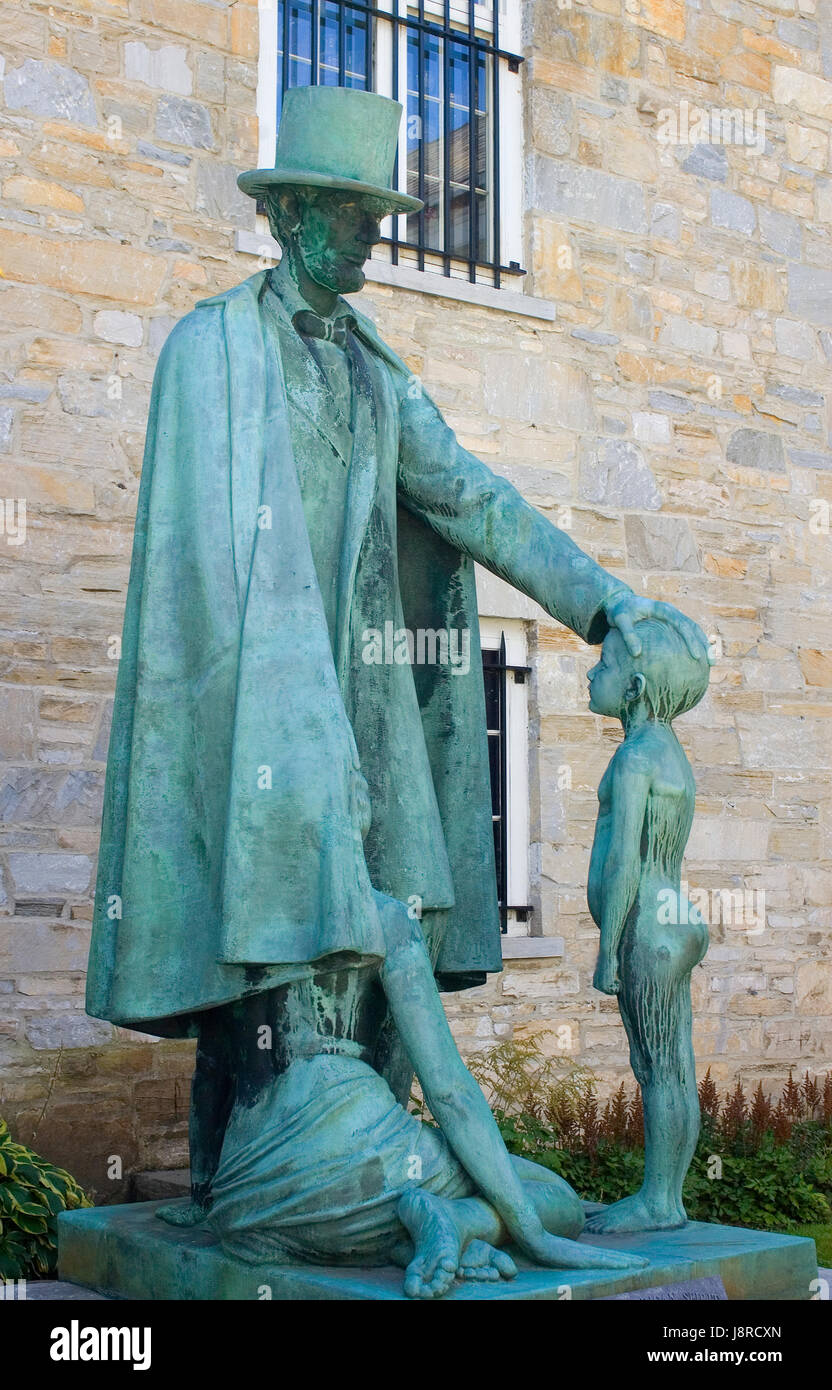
[333,332,380,688]
[280,326,356,471]
[263,287,355,471]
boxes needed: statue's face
[587,630,636,718]
[296,190,388,294]
[590,620,708,724]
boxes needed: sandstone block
[4,59,97,128]
[726,427,787,471]
[155,95,213,150]
[579,437,663,509]
[93,310,143,347]
[3,176,84,214]
[0,228,166,305]
[531,155,648,235]
[124,41,192,96]
[788,262,832,326]
[9,853,93,895]
[624,513,700,572]
[773,63,832,119]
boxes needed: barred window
[264,0,524,288]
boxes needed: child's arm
[593,750,650,994]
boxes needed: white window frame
[479,615,530,937]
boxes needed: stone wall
[0,0,830,1196]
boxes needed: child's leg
[667,980,700,1211]
[624,980,692,1219]
[586,928,697,1234]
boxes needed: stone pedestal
[58,1201,818,1301]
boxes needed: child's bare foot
[155,1198,211,1227]
[584,1192,685,1235]
[397,1189,462,1299]
[457,1239,517,1284]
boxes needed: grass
[795,1223,832,1267]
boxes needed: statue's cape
[86,270,501,1033]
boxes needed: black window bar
[482,633,532,933]
[272,0,525,287]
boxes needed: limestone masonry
[0,0,831,1197]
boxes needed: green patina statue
[86,86,709,1297]
[585,622,710,1236]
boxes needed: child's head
[587,620,710,725]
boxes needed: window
[275,2,372,104]
[480,618,530,934]
[258,0,524,287]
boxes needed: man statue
[86,87,707,1295]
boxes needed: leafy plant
[465,1036,597,1129]
[0,1117,92,1280]
[461,1040,832,1236]
[683,1138,831,1231]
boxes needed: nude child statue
[583,620,711,1235]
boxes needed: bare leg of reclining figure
[375,894,648,1299]
[390,1156,584,1297]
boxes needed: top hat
[238,86,423,215]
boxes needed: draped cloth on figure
[206,1051,474,1266]
[86,269,625,1035]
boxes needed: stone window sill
[501,936,564,960]
[233,229,556,323]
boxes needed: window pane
[278,0,371,115]
[483,666,500,730]
[423,98,441,182]
[320,2,340,71]
[487,733,502,814]
[449,39,469,110]
[404,25,490,264]
[492,818,503,904]
[288,55,313,88]
[290,1,311,55]
[344,12,369,83]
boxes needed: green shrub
[683,1139,830,1230]
[491,1110,832,1233]
[0,1118,92,1279]
[464,1040,832,1236]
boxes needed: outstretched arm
[396,381,709,661]
[397,384,627,644]
[593,753,650,995]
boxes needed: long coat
[86,269,626,1034]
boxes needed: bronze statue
[84,87,709,1296]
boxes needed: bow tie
[293,309,354,350]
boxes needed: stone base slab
[57,1201,818,1301]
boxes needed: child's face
[587,630,635,718]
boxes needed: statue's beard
[300,245,366,295]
